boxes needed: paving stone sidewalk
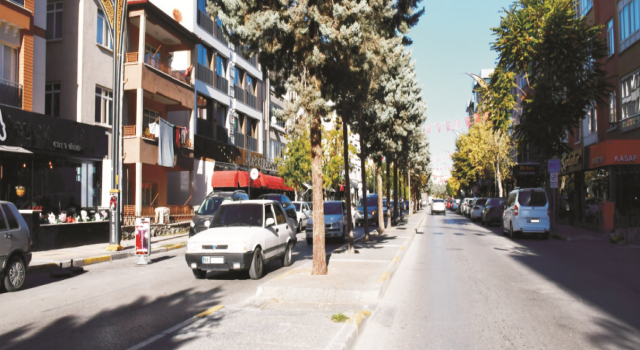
[138,209,429,350]
[29,233,189,272]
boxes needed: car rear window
[475,199,487,206]
[490,199,506,206]
[197,197,228,215]
[518,191,548,207]
[1,204,19,230]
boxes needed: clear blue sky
[407,0,513,180]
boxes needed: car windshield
[490,199,506,206]
[358,197,378,207]
[518,191,548,207]
[262,195,281,202]
[210,204,263,228]
[325,202,343,215]
[197,197,228,215]
[294,203,301,211]
[475,199,488,206]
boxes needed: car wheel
[282,242,293,267]
[306,238,313,245]
[192,268,207,280]
[297,221,301,233]
[500,220,505,235]
[249,247,264,280]
[3,256,26,292]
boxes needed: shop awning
[0,146,33,154]
[211,171,294,192]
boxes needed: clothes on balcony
[149,122,159,137]
[158,118,175,167]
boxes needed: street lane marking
[391,256,399,264]
[194,305,224,318]
[377,271,390,283]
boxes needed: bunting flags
[454,120,460,129]
[437,123,442,133]
[424,115,476,135]
[446,121,451,132]
[426,124,431,134]
[465,117,470,127]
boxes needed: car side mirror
[266,218,275,227]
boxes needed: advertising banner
[135,218,151,256]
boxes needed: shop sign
[246,154,277,172]
[587,140,640,169]
[513,163,539,176]
[53,141,82,151]
[560,149,583,174]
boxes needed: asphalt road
[356,209,640,350]
[0,227,366,350]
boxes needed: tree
[278,131,312,200]
[492,0,610,158]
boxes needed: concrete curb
[27,242,187,273]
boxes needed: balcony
[197,63,213,86]
[583,132,598,146]
[144,54,190,84]
[234,86,259,110]
[235,46,258,68]
[214,74,228,94]
[619,114,640,133]
[234,85,245,104]
[196,118,229,144]
[0,79,22,109]
[197,11,228,46]
[234,131,245,149]
[272,118,285,129]
[247,135,258,152]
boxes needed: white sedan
[185,200,297,280]
[431,199,446,215]
[293,201,311,232]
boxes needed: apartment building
[1,0,46,112]
[561,0,640,224]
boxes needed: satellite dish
[250,168,260,181]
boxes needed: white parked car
[185,200,297,280]
[470,198,488,221]
[431,199,446,215]
[501,188,551,239]
[306,201,347,244]
[293,201,312,232]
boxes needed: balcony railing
[247,135,258,152]
[0,79,22,109]
[197,10,214,35]
[196,118,230,144]
[123,125,136,137]
[246,91,257,109]
[272,118,285,129]
[620,114,640,133]
[234,85,245,104]
[583,132,598,146]
[216,124,229,143]
[141,53,191,85]
[235,46,258,68]
[214,74,228,94]
[234,131,245,149]
[197,63,213,86]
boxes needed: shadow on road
[0,287,223,350]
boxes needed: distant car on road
[292,201,312,232]
[306,201,348,244]
[481,198,507,226]
[257,194,298,229]
[470,198,488,221]
[356,195,380,227]
[185,200,296,280]
[1,201,33,292]
[501,188,550,239]
[431,199,446,215]
[190,190,249,237]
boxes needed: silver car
[0,201,32,292]
[306,201,347,244]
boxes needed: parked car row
[457,188,551,239]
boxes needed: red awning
[211,171,293,191]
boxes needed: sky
[407,0,514,182]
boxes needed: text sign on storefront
[560,149,583,175]
[587,140,640,169]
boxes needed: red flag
[454,120,460,129]
[437,123,441,133]
[446,122,451,131]
[426,124,431,134]
[465,117,470,127]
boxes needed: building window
[198,45,208,67]
[145,44,160,67]
[143,109,160,135]
[95,86,113,125]
[588,106,597,134]
[216,56,226,77]
[246,75,255,94]
[620,70,640,119]
[610,92,617,125]
[234,67,244,87]
[0,44,18,83]
[46,2,63,40]
[607,19,615,56]
[142,183,158,206]
[45,83,61,117]
[620,0,640,42]
[215,101,227,126]
[97,10,113,49]
[580,0,593,16]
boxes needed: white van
[501,188,550,239]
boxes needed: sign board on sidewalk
[550,172,558,189]
[548,159,561,173]
[135,218,151,256]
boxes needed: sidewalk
[553,223,609,242]
[137,209,428,350]
[28,233,189,273]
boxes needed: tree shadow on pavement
[456,213,640,348]
[0,287,223,350]
[6,269,88,293]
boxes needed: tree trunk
[342,116,355,253]
[408,165,412,216]
[386,159,392,228]
[359,116,369,240]
[496,158,503,198]
[377,160,385,234]
[394,159,398,224]
[310,114,327,275]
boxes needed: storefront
[559,149,584,222]
[0,105,108,217]
[586,140,640,226]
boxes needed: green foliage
[278,130,312,194]
[491,0,611,158]
[476,68,518,133]
[331,313,349,323]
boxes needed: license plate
[202,256,224,264]
[529,219,540,223]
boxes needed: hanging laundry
[158,118,175,167]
